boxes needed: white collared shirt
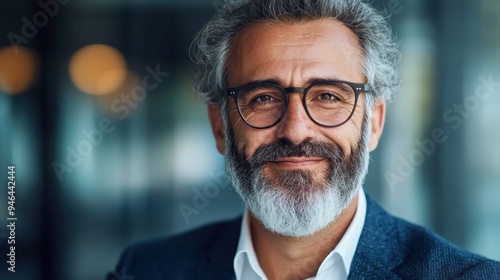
[233,188,367,280]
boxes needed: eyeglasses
[225,80,370,129]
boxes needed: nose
[276,92,315,145]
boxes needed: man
[108,0,500,279]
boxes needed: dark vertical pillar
[35,8,59,280]
[430,0,470,247]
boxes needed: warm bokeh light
[98,71,141,114]
[69,44,127,95]
[0,46,38,95]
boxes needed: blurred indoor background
[0,0,499,279]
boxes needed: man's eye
[318,93,340,101]
[252,95,274,103]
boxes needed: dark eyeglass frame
[225,80,371,129]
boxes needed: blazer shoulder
[130,216,240,254]
[351,195,500,279]
[387,209,500,278]
[106,216,242,280]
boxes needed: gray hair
[190,0,401,106]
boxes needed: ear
[207,104,226,154]
[368,101,386,152]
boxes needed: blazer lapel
[349,194,405,279]
[199,216,242,280]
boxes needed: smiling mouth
[269,157,325,168]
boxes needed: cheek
[320,113,365,157]
[321,127,355,158]
[228,106,276,157]
[235,128,278,159]
[344,110,367,153]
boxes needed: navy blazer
[107,194,500,279]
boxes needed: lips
[269,157,325,168]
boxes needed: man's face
[209,19,386,237]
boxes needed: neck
[249,194,359,280]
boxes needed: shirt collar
[233,188,367,280]
[325,187,367,275]
[234,209,267,280]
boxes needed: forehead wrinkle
[272,29,335,43]
[275,19,362,45]
[239,60,351,87]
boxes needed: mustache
[249,139,345,168]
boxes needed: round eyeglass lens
[305,82,357,126]
[237,84,286,128]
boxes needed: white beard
[223,116,371,238]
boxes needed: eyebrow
[244,77,346,87]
